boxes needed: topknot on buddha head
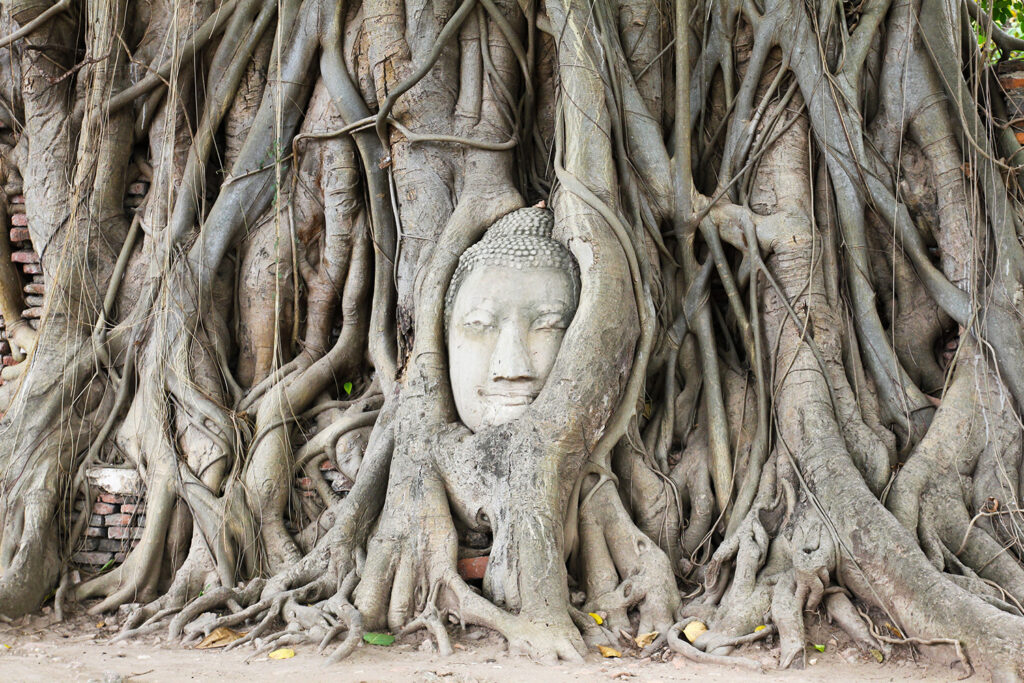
[444,208,580,329]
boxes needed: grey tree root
[3,0,1024,679]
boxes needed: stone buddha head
[445,208,581,432]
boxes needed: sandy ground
[0,609,963,683]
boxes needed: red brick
[11,250,38,263]
[457,556,488,580]
[319,459,336,471]
[72,551,114,566]
[1002,76,1024,90]
[91,502,116,515]
[9,227,29,242]
[22,306,42,318]
[10,194,24,204]
[21,263,42,274]
[23,283,44,295]
[97,493,121,504]
[104,513,133,526]
[108,525,144,540]
[10,212,27,226]
[120,502,144,514]
[97,538,125,552]
[84,526,105,538]
[296,476,314,489]
[2,356,16,366]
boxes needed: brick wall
[71,468,146,571]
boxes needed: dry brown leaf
[597,645,622,658]
[634,631,659,648]
[196,626,245,649]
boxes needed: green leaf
[363,632,395,646]
[812,643,825,653]
[99,558,115,573]
[343,381,353,395]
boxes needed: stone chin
[479,396,536,429]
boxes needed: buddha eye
[461,314,495,332]
[532,313,568,331]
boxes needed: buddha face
[447,264,576,432]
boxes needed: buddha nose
[489,321,536,382]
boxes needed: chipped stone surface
[85,467,142,496]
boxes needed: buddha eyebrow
[533,301,570,313]
[461,306,496,319]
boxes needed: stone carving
[445,207,581,432]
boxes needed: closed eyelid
[461,309,496,325]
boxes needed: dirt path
[0,610,959,682]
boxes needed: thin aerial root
[666,619,763,671]
[859,607,973,678]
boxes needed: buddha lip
[483,390,538,404]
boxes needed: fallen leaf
[812,643,825,653]
[363,632,396,646]
[870,648,884,663]
[268,648,295,660]
[196,627,245,649]
[95,622,105,629]
[682,621,707,643]
[634,631,659,648]
[884,622,904,638]
[597,645,621,658]
[588,612,604,625]
[754,625,766,632]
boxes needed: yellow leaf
[682,621,707,643]
[196,627,246,649]
[588,612,604,625]
[754,625,766,632]
[870,649,884,663]
[634,631,659,648]
[597,645,621,658]
[95,622,105,628]
[268,648,295,660]
[884,622,904,639]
